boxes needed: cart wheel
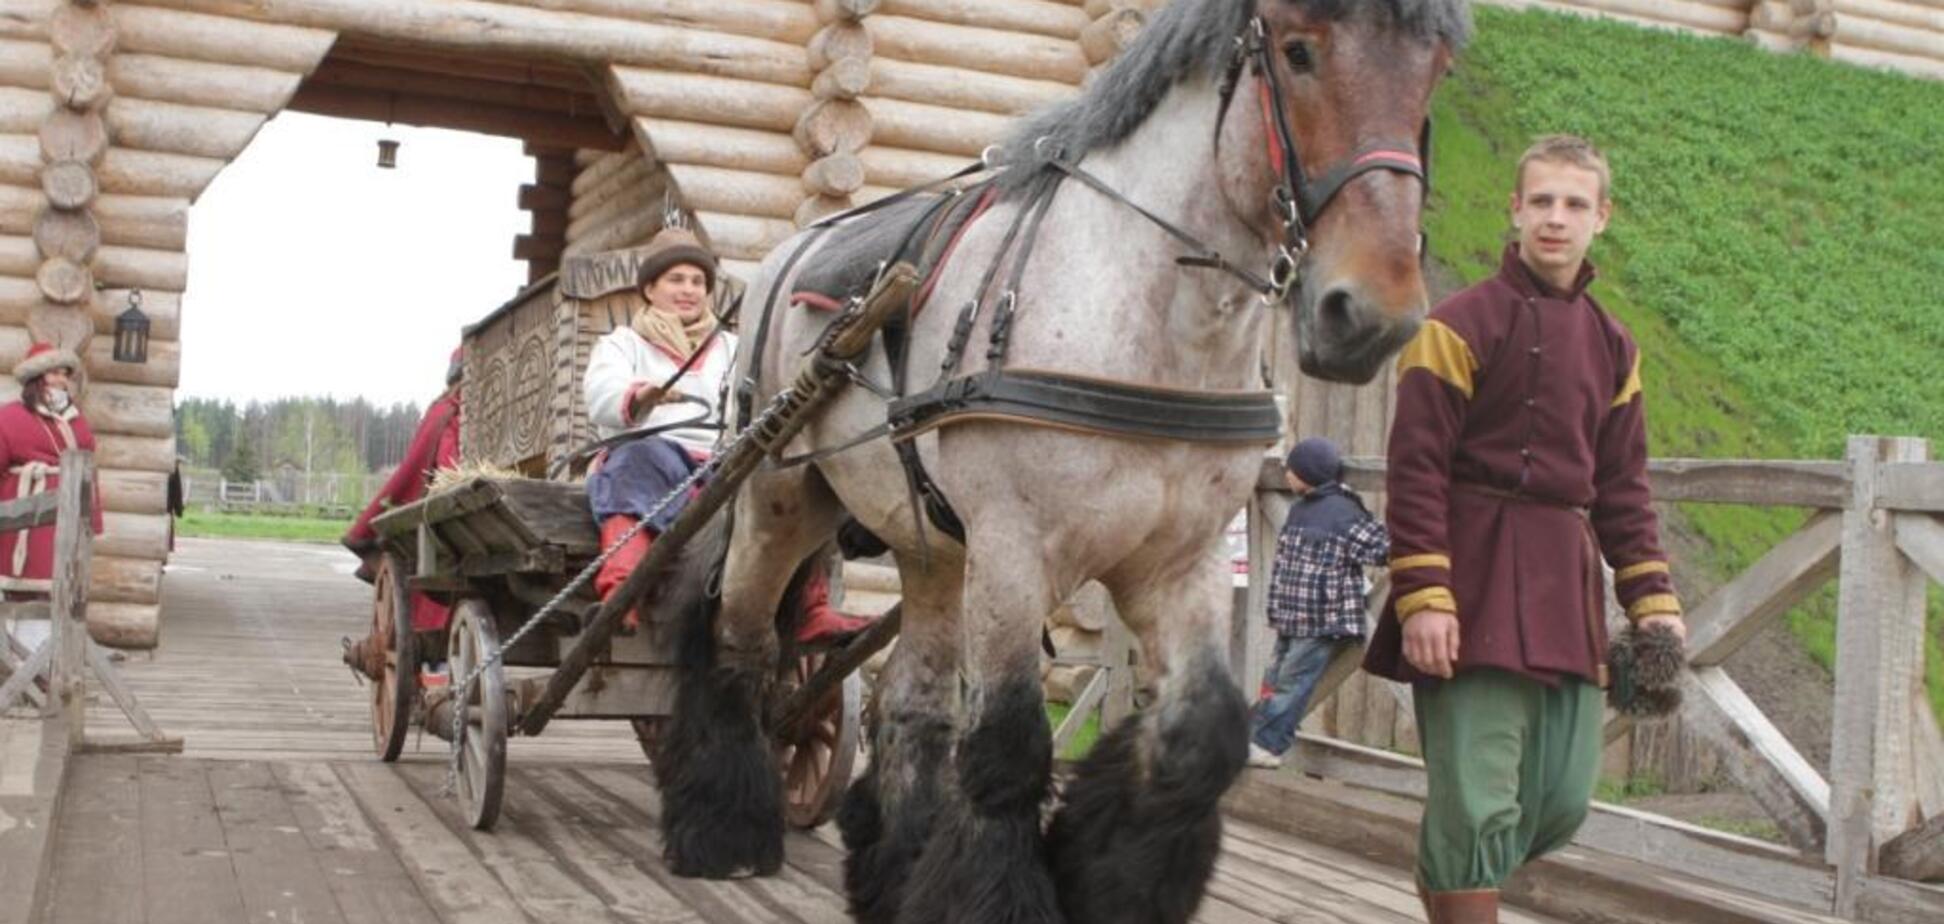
[447,599,508,831]
[775,650,861,828]
[369,555,417,762]
[630,718,665,763]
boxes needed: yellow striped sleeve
[1615,560,1669,583]
[1396,319,1480,399]
[1611,350,1643,408]
[1396,586,1457,621]
[1626,593,1683,621]
[1390,553,1451,573]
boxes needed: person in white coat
[582,226,869,644]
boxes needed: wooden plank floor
[39,537,1567,923]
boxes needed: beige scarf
[632,302,717,359]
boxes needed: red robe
[1364,246,1680,686]
[343,389,461,631]
[0,401,105,586]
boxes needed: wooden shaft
[520,263,920,737]
[771,604,901,738]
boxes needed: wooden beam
[1681,666,1831,851]
[1896,514,1944,588]
[1831,436,1932,914]
[1881,462,1944,513]
[304,58,607,117]
[285,84,625,151]
[1270,455,1855,507]
[512,234,564,262]
[328,40,595,93]
[1686,511,1842,667]
[518,184,570,212]
[1881,812,1944,883]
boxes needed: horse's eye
[1284,41,1315,74]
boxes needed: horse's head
[1222,0,1465,384]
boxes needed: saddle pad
[790,186,995,316]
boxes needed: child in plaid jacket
[1249,437,1390,769]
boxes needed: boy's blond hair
[1516,134,1611,200]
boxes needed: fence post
[49,450,93,747]
[1233,489,1285,697]
[1829,435,1930,914]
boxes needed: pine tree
[223,438,260,484]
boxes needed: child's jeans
[1249,633,1361,755]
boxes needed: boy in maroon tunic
[1363,136,1686,923]
[0,343,104,595]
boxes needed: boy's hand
[1404,611,1460,678]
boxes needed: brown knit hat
[634,226,716,293]
[14,342,80,384]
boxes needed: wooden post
[1099,605,1134,729]
[1232,487,1284,697]
[1829,435,1931,914]
[49,450,92,746]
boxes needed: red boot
[596,516,653,632]
[794,566,873,648]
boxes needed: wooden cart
[362,476,867,832]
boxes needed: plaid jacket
[1267,484,1390,638]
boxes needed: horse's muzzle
[1294,283,1423,385]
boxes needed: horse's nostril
[1319,288,1356,331]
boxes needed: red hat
[14,342,80,384]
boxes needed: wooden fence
[1231,434,1944,913]
[0,450,175,752]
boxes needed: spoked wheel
[369,555,416,762]
[774,650,861,829]
[447,599,508,831]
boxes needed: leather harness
[736,14,1433,547]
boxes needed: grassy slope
[1426,7,1944,718]
[179,510,351,544]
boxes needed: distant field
[179,510,352,544]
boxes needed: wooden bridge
[4,440,1944,923]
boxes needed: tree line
[175,397,427,483]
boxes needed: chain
[440,394,797,795]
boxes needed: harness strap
[1046,158,1280,298]
[889,370,1282,446]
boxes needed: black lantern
[376,138,400,169]
[113,289,149,364]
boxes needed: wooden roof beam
[286,84,626,151]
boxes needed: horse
[653,1,1469,921]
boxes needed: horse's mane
[992,0,1472,195]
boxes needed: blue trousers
[1249,634,1359,754]
[586,437,703,534]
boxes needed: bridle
[1218,14,1432,299]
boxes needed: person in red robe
[342,348,463,632]
[0,343,104,597]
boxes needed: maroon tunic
[1363,245,1680,686]
[0,401,104,586]
[343,389,461,631]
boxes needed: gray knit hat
[634,226,717,293]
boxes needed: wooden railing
[1239,435,1944,914]
[0,451,176,753]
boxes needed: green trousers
[1413,669,1604,892]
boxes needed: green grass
[1045,701,1102,761]
[178,510,352,544]
[1594,771,1667,804]
[1428,7,1944,721]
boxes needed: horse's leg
[656,468,844,878]
[837,552,962,924]
[898,521,1063,924]
[1047,545,1249,924]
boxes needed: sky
[179,112,534,407]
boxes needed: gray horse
[655,1,1468,921]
